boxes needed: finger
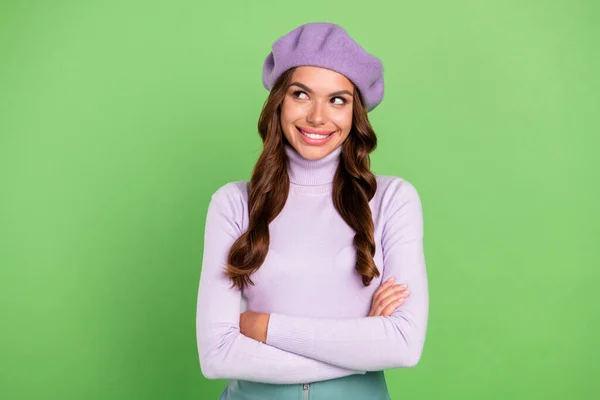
[369,281,408,317]
[378,295,406,317]
[372,280,403,305]
[374,290,410,316]
[373,277,396,300]
[373,283,408,306]
[371,279,396,307]
[381,297,406,317]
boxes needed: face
[280,66,354,160]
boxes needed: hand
[368,277,410,317]
[239,311,270,343]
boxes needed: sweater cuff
[266,313,315,354]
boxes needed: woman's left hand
[239,311,270,343]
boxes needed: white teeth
[301,130,330,139]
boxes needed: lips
[295,125,336,145]
[296,126,335,136]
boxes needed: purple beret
[261,22,384,112]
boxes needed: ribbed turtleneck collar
[284,142,342,193]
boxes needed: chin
[295,143,337,160]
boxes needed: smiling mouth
[295,126,335,138]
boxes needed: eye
[331,97,347,105]
[292,90,309,100]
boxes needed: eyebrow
[289,81,353,97]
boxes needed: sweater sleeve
[265,179,429,371]
[196,183,367,384]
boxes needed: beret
[261,22,384,112]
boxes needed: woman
[196,22,429,400]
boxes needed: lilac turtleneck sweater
[196,143,429,384]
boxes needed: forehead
[290,66,354,92]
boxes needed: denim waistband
[218,371,390,400]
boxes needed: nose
[307,101,326,125]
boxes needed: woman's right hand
[368,277,410,317]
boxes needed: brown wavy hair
[225,67,379,290]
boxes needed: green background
[1,0,598,399]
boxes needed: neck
[284,142,342,193]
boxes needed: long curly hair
[225,67,379,290]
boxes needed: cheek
[280,103,298,138]
[333,110,353,133]
[281,99,304,120]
